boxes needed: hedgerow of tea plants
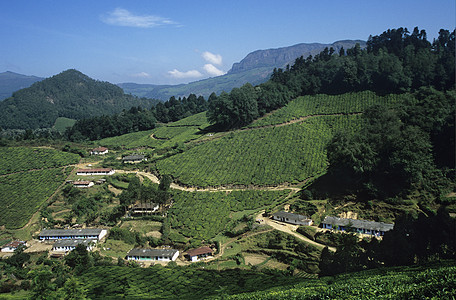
[157,115,362,187]
[0,168,70,229]
[0,147,79,175]
[167,190,289,240]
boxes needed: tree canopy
[207,27,455,130]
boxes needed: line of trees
[207,27,455,130]
[65,93,208,141]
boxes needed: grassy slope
[52,117,76,132]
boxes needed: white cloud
[131,72,151,78]
[203,64,226,76]
[101,8,178,28]
[168,69,203,79]
[202,51,223,65]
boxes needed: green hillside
[157,115,359,187]
[0,147,79,229]
[74,261,456,299]
[0,69,157,130]
[98,111,210,149]
[168,190,289,240]
[155,91,400,187]
[0,147,80,176]
[226,262,456,299]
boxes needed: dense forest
[207,27,455,129]
[326,87,454,199]
[65,93,208,141]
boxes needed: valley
[0,27,455,299]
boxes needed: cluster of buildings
[31,228,213,263]
[271,211,394,237]
[38,228,108,256]
[125,246,213,263]
[1,240,27,253]
[321,216,394,236]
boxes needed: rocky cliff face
[229,40,366,74]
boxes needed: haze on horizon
[0,0,454,85]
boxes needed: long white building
[38,228,107,241]
[126,248,179,262]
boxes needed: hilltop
[0,71,43,101]
[119,40,365,100]
[0,69,158,130]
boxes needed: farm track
[259,213,337,252]
[188,112,362,146]
[118,170,305,193]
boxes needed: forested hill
[0,71,44,101]
[0,69,158,130]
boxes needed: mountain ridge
[119,39,365,100]
[0,71,44,100]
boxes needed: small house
[272,211,313,226]
[321,216,394,236]
[130,202,159,214]
[73,181,94,188]
[76,168,115,176]
[51,239,96,253]
[38,228,108,241]
[186,246,213,262]
[126,248,179,262]
[122,155,147,163]
[1,240,26,253]
[91,147,108,155]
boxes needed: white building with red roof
[90,147,108,155]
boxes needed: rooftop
[122,155,146,161]
[2,240,26,249]
[39,228,105,237]
[92,147,108,152]
[73,181,92,185]
[187,246,213,257]
[322,216,394,232]
[272,211,310,221]
[53,239,97,247]
[127,248,178,257]
[76,168,113,173]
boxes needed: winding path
[118,170,303,193]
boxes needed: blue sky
[0,0,454,85]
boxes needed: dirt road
[118,170,302,193]
[258,212,336,252]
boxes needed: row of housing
[34,228,212,262]
[272,211,394,236]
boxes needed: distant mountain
[0,69,158,130]
[119,40,365,100]
[0,71,44,100]
[229,40,366,74]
